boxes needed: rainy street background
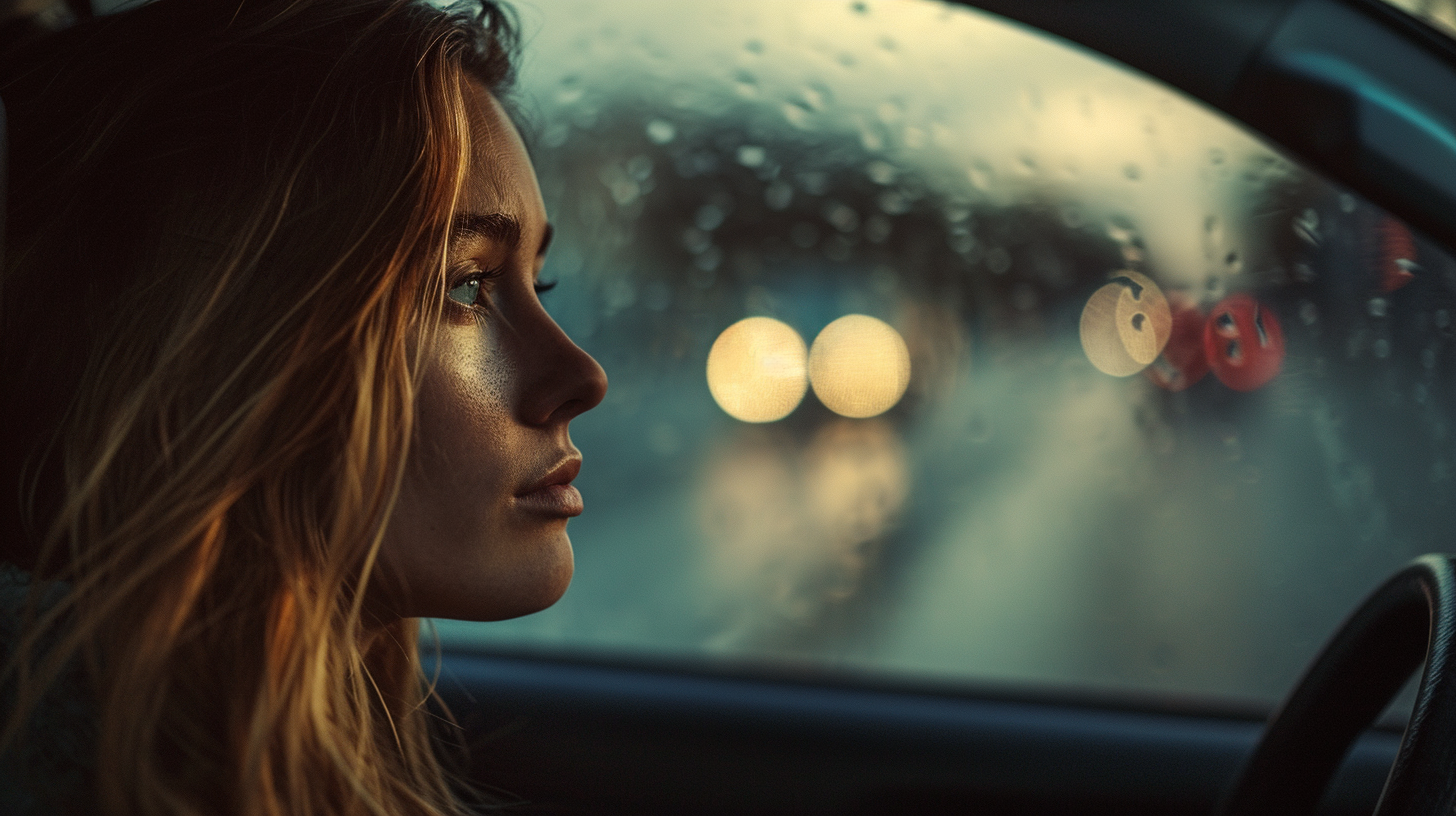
[433,0,1456,709]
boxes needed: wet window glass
[1380,0,1456,39]
[436,0,1456,708]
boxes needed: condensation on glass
[435,0,1456,708]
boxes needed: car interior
[16,0,1456,813]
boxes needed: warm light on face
[808,315,912,418]
[706,317,809,422]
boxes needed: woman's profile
[0,0,607,813]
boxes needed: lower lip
[515,484,584,517]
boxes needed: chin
[440,536,575,622]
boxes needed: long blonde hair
[0,1,516,813]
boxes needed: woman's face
[377,82,607,621]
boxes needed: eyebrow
[450,212,554,257]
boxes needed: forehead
[459,80,543,222]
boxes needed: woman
[0,0,607,813]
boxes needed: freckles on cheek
[433,319,514,429]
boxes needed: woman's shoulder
[0,563,95,816]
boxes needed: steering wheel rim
[1219,554,1456,816]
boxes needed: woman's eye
[534,280,558,295]
[447,278,483,307]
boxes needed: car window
[1381,0,1456,38]
[434,0,1456,710]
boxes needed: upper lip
[518,455,581,495]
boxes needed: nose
[519,312,608,427]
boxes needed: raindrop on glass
[866,160,896,185]
[646,119,677,144]
[878,190,910,215]
[737,145,767,168]
[696,203,727,231]
[824,202,860,233]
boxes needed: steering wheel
[1219,554,1456,816]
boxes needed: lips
[516,456,584,517]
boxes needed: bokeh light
[809,315,912,418]
[1079,271,1172,377]
[706,317,809,422]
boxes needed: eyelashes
[445,265,558,311]
[445,266,503,308]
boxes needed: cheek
[411,320,515,521]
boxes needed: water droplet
[1225,250,1242,274]
[877,100,904,124]
[859,125,884,152]
[733,71,759,99]
[695,245,723,273]
[1294,262,1316,282]
[764,181,793,211]
[865,160,896,185]
[967,161,994,191]
[1423,347,1438,369]
[948,232,974,254]
[878,190,910,215]
[1374,338,1391,358]
[554,77,585,106]
[800,85,829,112]
[743,39,764,54]
[781,101,813,129]
[798,171,828,196]
[696,203,726,231]
[1205,274,1226,300]
[542,123,569,148]
[1340,193,1356,213]
[824,202,859,232]
[1293,208,1321,245]
[1300,301,1319,325]
[645,119,676,144]
[1438,309,1451,329]
[1208,148,1226,165]
[1123,164,1142,181]
[626,155,653,181]
[737,145,767,167]
[682,227,711,254]
[1368,298,1388,318]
